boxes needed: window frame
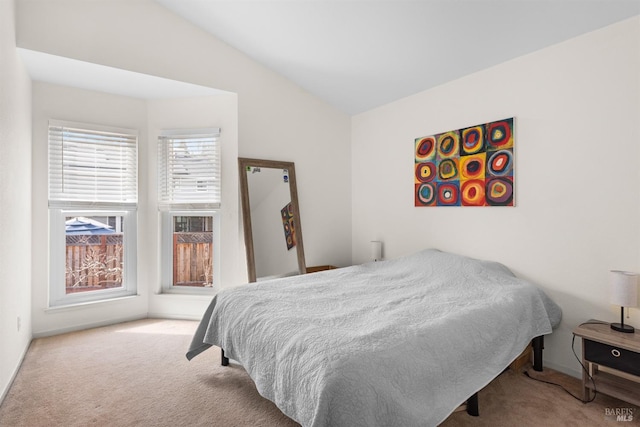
[48,120,138,307]
[158,128,222,294]
[160,210,220,294]
[49,208,137,307]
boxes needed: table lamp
[370,241,382,262]
[610,270,638,333]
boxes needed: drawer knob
[611,349,621,357]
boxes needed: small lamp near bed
[610,270,638,333]
[371,241,383,262]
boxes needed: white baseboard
[147,312,202,321]
[0,338,31,407]
[32,314,148,338]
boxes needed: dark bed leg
[221,348,229,366]
[466,392,479,416]
[532,335,544,372]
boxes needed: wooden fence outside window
[65,232,213,293]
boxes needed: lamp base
[611,323,635,333]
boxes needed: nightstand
[573,320,640,406]
[305,265,337,274]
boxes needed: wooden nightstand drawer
[584,339,640,376]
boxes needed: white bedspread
[187,249,561,427]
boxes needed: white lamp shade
[610,270,638,308]
[370,241,382,262]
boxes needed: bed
[186,249,561,426]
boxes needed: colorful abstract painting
[414,117,514,207]
[281,202,296,250]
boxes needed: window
[64,215,124,291]
[48,120,138,306]
[158,128,221,293]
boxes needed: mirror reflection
[239,158,306,282]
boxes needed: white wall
[351,17,640,376]
[17,0,353,271]
[0,0,32,402]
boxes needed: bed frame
[219,335,545,418]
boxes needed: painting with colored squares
[414,117,514,207]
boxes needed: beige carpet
[0,319,637,426]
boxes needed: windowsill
[45,294,140,312]
[154,289,217,298]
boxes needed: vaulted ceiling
[155,1,639,115]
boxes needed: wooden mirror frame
[238,158,306,282]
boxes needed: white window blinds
[158,128,221,210]
[48,120,138,207]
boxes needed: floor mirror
[239,158,306,282]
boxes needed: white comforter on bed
[187,249,561,427]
